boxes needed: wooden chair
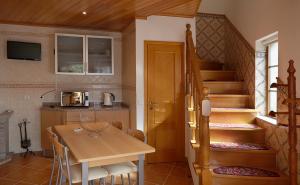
[46,127,60,185]
[127,129,145,142]
[52,137,108,185]
[111,121,123,130]
[103,129,145,185]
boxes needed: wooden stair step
[193,162,201,175]
[210,108,258,124]
[190,140,269,150]
[189,122,258,129]
[209,122,259,130]
[199,61,224,70]
[190,140,276,169]
[211,148,276,169]
[208,94,250,108]
[211,166,288,185]
[211,108,258,113]
[201,70,236,81]
[210,142,276,169]
[210,126,265,144]
[190,139,199,149]
[188,122,196,128]
[203,81,244,94]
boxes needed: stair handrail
[186,24,212,185]
[269,60,298,185]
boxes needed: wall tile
[196,14,225,63]
[0,24,123,153]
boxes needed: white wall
[135,15,198,184]
[135,16,196,131]
[228,1,299,95]
[122,22,137,129]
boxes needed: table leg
[82,162,89,185]
[137,154,145,185]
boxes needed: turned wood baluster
[287,60,297,185]
[193,77,197,141]
[194,82,200,164]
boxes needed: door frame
[144,40,185,158]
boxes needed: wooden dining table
[54,122,155,185]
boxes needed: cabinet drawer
[65,111,95,123]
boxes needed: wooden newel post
[200,87,212,185]
[287,60,298,185]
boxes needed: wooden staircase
[185,24,288,185]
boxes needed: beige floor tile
[20,171,50,185]
[15,182,37,185]
[0,164,22,178]
[164,175,193,185]
[0,155,193,185]
[25,158,51,171]
[4,167,37,181]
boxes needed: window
[267,41,279,113]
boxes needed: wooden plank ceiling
[0,0,200,31]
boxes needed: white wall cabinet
[55,34,85,74]
[55,34,114,75]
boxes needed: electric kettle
[103,92,115,106]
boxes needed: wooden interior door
[145,41,184,163]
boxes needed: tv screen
[7,41,41,61]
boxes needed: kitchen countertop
[41,102,129,111]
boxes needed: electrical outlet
[24,95,30,100]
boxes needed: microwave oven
[60,91,89,107]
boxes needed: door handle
[149,101,158,110]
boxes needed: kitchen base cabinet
[41,110,62,155]
[41,107,129,154]
[63,110,96,124]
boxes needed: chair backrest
[46,127,57,143]
[111,121,123,130]
[46,127,58,156]
[53,137,72,182]
[127,129,145,142]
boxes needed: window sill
[257,115,277,125]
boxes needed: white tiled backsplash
[0,24,123,153]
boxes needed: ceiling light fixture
[82,11,87,15]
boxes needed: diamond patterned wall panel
[224,18,256,108]
[196,14,225,63]
[257,116,300,184]
[196,14,256,108]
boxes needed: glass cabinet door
[86,36,113,75]
[55,34,85,74]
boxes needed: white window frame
[266,41,279,115]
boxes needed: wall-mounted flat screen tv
[7,41,41,61]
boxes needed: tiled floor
[0,154,193,185]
